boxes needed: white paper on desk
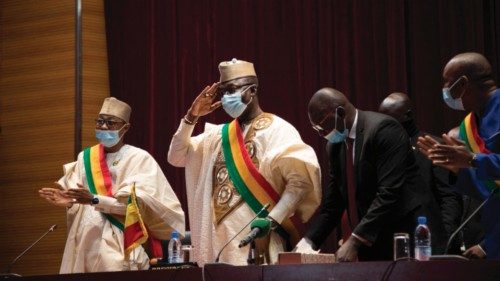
[293,238,320,254]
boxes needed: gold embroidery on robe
[212,113,274,225]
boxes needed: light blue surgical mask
[95,129,122,148]
[221,85,254,118]
[442,77,465,111]
[324,108,349,144]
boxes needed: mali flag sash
[221,120,304,246]
[124,184,149,259]
[83,144,125,230]
[459,113,500,193]
[83,145,161,259]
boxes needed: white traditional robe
[57,144,185,273]
[168,115,321,265]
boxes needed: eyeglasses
[311,106,343,135]
[312,111,334,135]
[95,118,125,128]
[219,84,255,96]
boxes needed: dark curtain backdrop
[104,0,500,251]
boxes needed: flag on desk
[124,184,149,260]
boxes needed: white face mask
[442,77,465,111]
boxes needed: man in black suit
[299,88,422,261]
[379,92,463,254]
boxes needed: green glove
[250,218,272,238]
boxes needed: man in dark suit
[379,92,463,254]
[299,88,422,261]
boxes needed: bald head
[308,87,357,136]
[308,87,351,121]
[444,52,493,82]
[378,92,412,123]
[443,52,497,112]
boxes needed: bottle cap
[171,230,179,239]
[417,216,427,225]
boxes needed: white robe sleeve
[93,195,127,215]
[268,144,321,224]
[167,120,202,167]
[116,149,186,240]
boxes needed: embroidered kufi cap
[218,58,257,82]
[99,97,131,123]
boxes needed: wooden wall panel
[82,0,110,148]
[0,0,109,276]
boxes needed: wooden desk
[15,260,500,281]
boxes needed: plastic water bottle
[168,231,182,263]
[414,216,432,261]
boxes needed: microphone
[214,203,270,263]
[2,224,57,276]
[445,187,499,254]
[239,228,261,248]
[238,218,271,248]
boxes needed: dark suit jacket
[410,133,463,254]
[306,111,422,260]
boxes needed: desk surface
[14,261,500,281]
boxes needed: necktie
[341,138,358,242]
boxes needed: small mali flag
[124,184,149,260]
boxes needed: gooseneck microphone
[2,224,57,276]
[445,187,499,254]
[239,227,262,248]
[238,217,272,248]
[214,204,270,263]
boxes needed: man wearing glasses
[296,88,422,261]
[168,59,321,265]
[39,97,185,273]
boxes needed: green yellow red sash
[83,144,125,230]
[83,144,160,259]
[221,120,304,246]
[459,113,500,192]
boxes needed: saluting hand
[187,83,221,120]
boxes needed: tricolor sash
[83,144,125,230]
[83,144,162,259]
[221,119,304,246]
[459,113,500,193]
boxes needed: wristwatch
[91,196,99,205]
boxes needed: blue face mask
[324,127,349,144]
[221,85,254,118]
[95,129,122,148]
[324,108,349,144]
[442,77,465,111]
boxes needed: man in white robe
[40,97,185,273]
[168,59,321,265]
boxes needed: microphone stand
[212,203,270,264]
[430,187,499,260]
[446,187,498,254]
[247,241,256,265]
[2,225,57,278]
